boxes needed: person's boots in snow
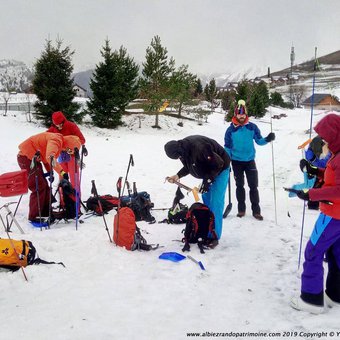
[290,296,324,314]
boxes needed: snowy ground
[0,106,339,340]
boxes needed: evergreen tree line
[32,36,290,129]
[220,79,293,122]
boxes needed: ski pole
[92,180,112,242]
[47,156,54,229]
[270,110,278,225]
[74,148,80,231]
[91,180,112,243]
[0,214,28,281]
[297,48,318,270]
[122,154,134,197]
[35,173,43,231]
[115,177,123,246]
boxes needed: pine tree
[140,35,175,128]
[204,78,218,110]
[221,90,236,112]
[235,79,251,103]
[194,78,203,97]
[33,39,80,126]
[168,65,196,117]
[249,88,266,118]
[87,40,139,128]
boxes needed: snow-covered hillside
[0,60,33,92]
[0,106,339,339]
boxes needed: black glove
[296,189,310,201]
[199,179,212,194]
[265,132,275,143]
[48,173,54,183]
[82,145,88,157]
[299,159,318,176]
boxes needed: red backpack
[113,207,158,251]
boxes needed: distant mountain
[197,65,267,87]
[0,59,33,92]
[73,69,94,97]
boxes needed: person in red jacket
[290,113,340,314]
[47,111,87,195]
[17,132,81,222]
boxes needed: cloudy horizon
[1,0,339,75]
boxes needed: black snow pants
[232,160,261,215]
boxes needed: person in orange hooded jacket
[17,132,81,222]
[47,111,87,194]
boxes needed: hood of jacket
[314,113,340,154]
[52,111,67,125]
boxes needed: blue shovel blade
[159,252,186,262]
[30,220,49,228]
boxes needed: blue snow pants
[202,168,230,239]
[301,213,340,305]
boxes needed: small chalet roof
[302,93,338,105]
[73,83,87,92]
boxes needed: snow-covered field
[0,105,339,340]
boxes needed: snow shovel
[223,176,232,218]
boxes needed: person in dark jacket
[164,135,230,239]
[290,113,340,314]
[224,100,275,220]
[47,111,87,197]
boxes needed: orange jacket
[18,132,64,174]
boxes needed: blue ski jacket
[224,122,268,161]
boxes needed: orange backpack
[0,239,35,269]
[0,238,65,271]
[113,207,158,251]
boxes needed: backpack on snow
[113,207,158,251]
[182,202,218,254]
[0,238,65,271]
[168,203,188,224]
[86,194,119,215]
[52,179,77,220]
[120,191,155,223]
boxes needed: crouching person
[290,113,340,314]
[17,132,81,222]
[164,135,230,241]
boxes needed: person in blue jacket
[224,100,275,220]
[303,136,331,210]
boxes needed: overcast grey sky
[1,0,340,75]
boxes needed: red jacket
[47,111,86,144]
[309,113,340,219]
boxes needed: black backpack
[86,194,119,215]
[120,191,155,223]
[182,202,218,253]
[52,179,77,220]
[168,203,188,224]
